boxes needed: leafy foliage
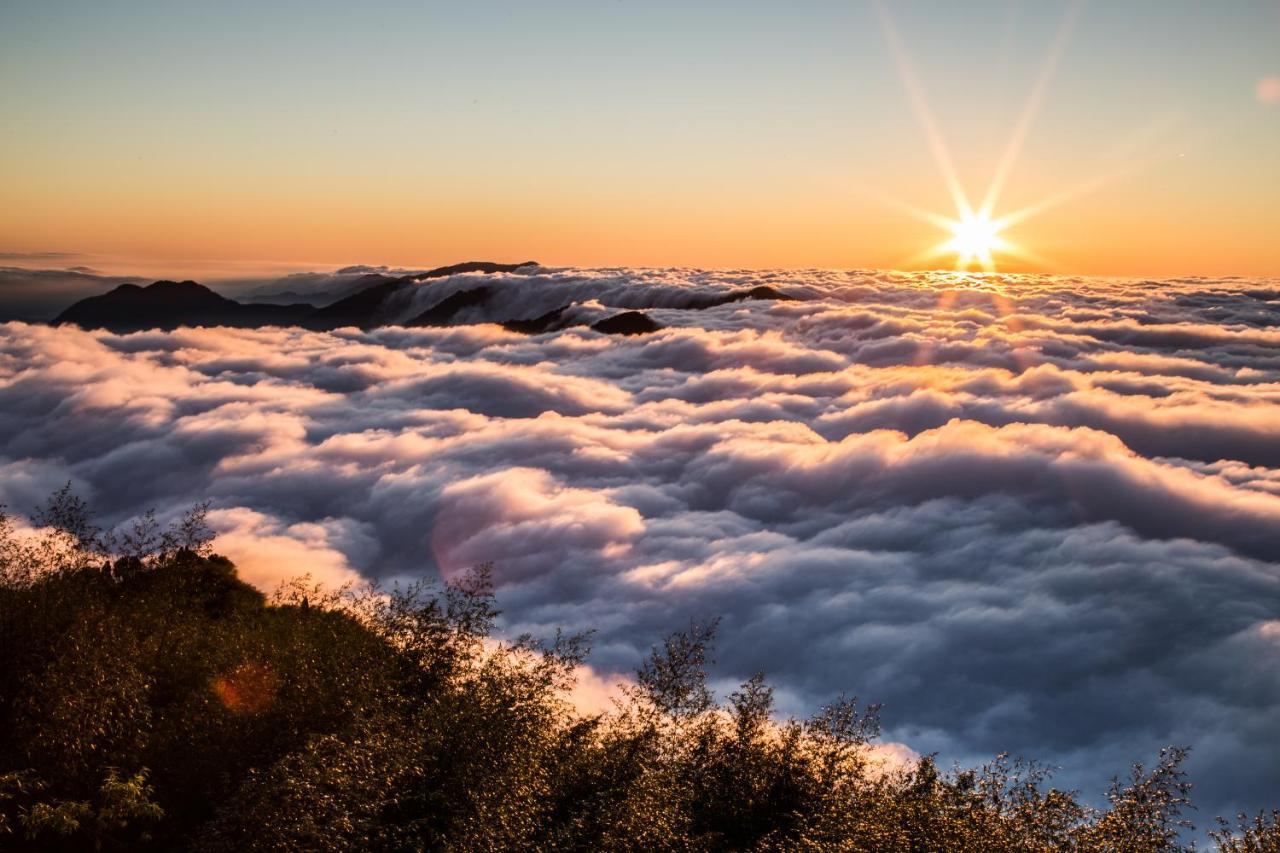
[1210,810,1280,852]
[0,491,1270,851]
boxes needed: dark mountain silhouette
[416,260,538,279]
[53,263,540,333]
[247,272,397,307]
[53,281,313,332]
[492,285,795,337]
[290,262,539,329]
[685,284,798,309]
[0,266,147,321]
[409,286,491,326]
[250,261,539,306]
[51,262,801,335]
[591,311,663,335]
[502,305,571,335]
[302,279,410,329]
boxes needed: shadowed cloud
[2,266,1279,817]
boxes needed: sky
[2,0,1278,277]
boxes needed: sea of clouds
[2,265,1278,814]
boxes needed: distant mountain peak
[591,311,663,335]
[54,279,311,332]
[49,262,796,334]
[412,260,539,281]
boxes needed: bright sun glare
[943,212,1008,271]
[875,0,1089,275]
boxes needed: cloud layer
[2,266,1279,813]
[0,266,143,321]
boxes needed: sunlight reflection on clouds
[1,267,1278,815]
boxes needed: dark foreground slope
[1,496,1275,852]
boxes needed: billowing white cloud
[2,266,1279,815]
[207,507,369,592]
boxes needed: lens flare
[943,212,1008,271]
[873,0,1088,274]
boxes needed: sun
[874,0,1082,275]
[942,212,1009,271]
[898,205,1025,273]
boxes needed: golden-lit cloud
[3,265,1280,818]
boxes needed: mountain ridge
[52,262,803,335]
[53,280,314,332]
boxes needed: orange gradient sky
[2,1,1278,278]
